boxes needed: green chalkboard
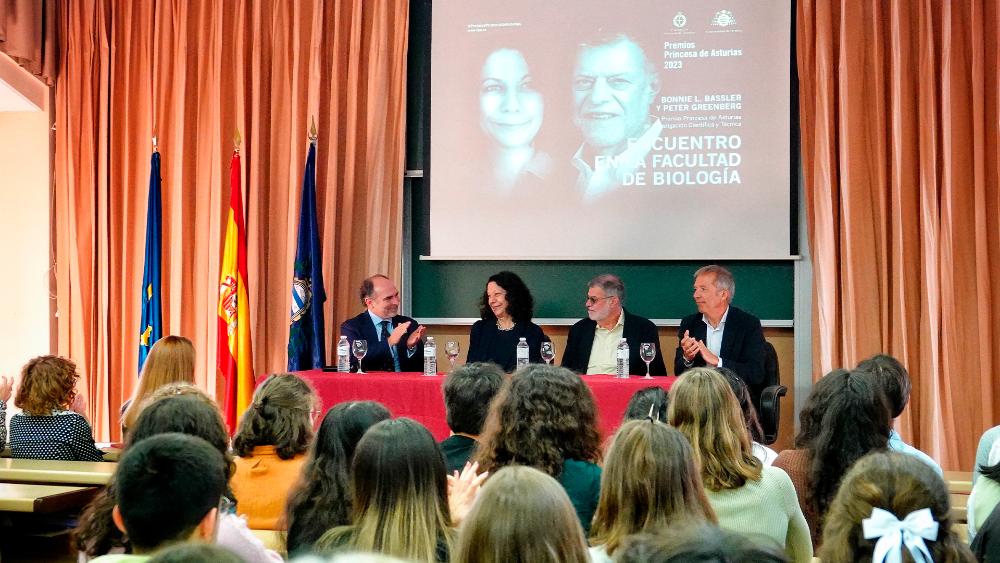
[407,177,794,322]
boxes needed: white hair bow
[862,507,939,563]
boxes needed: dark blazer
[561,309,667,376]
[673,305,765,384]
[467,319,548,372]
[339,311,424,372]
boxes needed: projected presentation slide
[430,1,792,260]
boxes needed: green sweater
[705,466,813,563]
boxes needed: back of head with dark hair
[443,362,505,435]
[856,353,911,419]
[795,369,892,518]
[616,524,789,563]
[478,271,535,322]
[233,373,317,459]
[623,386,669,423]
[115,433,227,552]
[285,400,392,555]
[716,367,764,443]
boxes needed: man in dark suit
[340,274,425,372]
[674,265,765,385]
[562,274,667,376]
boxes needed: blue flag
[288,141,327,370]
[138,151,163,372]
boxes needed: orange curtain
[53,0,409,441]
[0,0,58,84]
[798,0,1000,470]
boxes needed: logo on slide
[672,12,687,28]
[711,10,737,27]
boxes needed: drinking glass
[540,341,555,365]
[445,341,461,370]
[640,342,656,379]
[352,339,368,374]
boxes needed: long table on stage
[295,370,677,440]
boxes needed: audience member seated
[821,451,974,563]
[773,368,891,547]
[0,374,11,446]
[146,543,246,563]
[10,355,104,461]
[857,353,942,474]
[589,420,716,562]
[452,465,590,563]
[284,401,391,556]
[474,364,603,533]
[975,424,1000,484]
[968,438,1000,541]
[120,335,195,435]
[467,271,549,371]
[669,367,812,562]
[718,367,778,465]
[439,362,504,474]
[88,433,228,562]
[75,387,281,563]
[622,386,669,423]
[614,524,790,563]
[231,373,317,530]
[315,418,483,562]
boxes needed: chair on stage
[754,341,787,445]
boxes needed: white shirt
[702,306,730,368]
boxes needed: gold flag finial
[233,128,242,153]
[309,116,318,142]
[152,135,158,153]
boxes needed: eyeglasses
[585,296,613,306]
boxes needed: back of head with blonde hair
[667,367,761,491]
[122,336,196,430]
[453,465,590,563]
[820,451,974,563]
[590,420,717,556]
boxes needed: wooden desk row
[0,457,116,513]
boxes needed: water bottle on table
[337,336,350,372]
[424,336,437,376]
[516,337,529,369]
[616,338,629,379]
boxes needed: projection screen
[429,1,792,260]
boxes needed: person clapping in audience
[669,368,812,563]
[773,368,891,547]
[820,451,974,563]
[474,364,603,532]
[10,355,104,461]
[467,271,549,372]
[588,420,716,562]
[284,401,391,556]
[231,373,318,530]
[452,466,590,563]
[120,335,195,435]
[315,418,485,562]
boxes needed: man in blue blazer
[674,265,765,386]
[562,274,667,376]
[339,274,425,372]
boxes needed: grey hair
[694,265,735,300]
[589,274,626,303]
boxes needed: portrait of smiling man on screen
[571,31,661,200]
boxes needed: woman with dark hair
[669,368,811,562]
[622,386,668,423]
[717,367,777,465]
[74,387,281,562]
[589,420,716,562]
[10,355,104,461]
[474,364,602,532]
[284,400,391,555]
[773,368,891,547]
[821,452,973,563]
[453,466,589,563]
[315,418,462,562]
[231,373,317,530]
[466,271,549,372]
[616,524,791,563]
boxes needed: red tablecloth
[293,370,676,441]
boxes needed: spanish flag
[217,149,254,431]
